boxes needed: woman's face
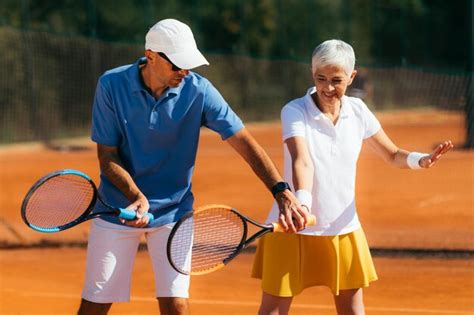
[312,64,356,108]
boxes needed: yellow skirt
[251,228,378,296]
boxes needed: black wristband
[271,181,291,197]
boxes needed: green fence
[0,0,472,145]
[0,26,471,144]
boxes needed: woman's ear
[348,70,357,85]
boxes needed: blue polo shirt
[91,58,244,227]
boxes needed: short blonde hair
[311,39,355,75]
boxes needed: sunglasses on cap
[158,52,182,71]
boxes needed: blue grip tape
[118,208,154,221]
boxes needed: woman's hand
[276,190,312,233]
[419,140,454,168]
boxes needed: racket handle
[272,214,317,232]
[307,215,317,226]
[118,208,155,221]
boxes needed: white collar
[303,87,352,121]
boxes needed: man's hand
[121,193,151,227]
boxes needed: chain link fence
[0,26,471,144]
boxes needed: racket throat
[245,229,272,248]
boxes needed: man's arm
[97,144,150,227]
[225,128,310,232]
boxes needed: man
[78,18,311,315]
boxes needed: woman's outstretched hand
[419,140,454,168]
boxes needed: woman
[252,39,453,315]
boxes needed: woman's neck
[312,93,341,124]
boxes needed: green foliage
[0,0,470,69]
[371,0,469,68]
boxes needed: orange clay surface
[0,109,473,314]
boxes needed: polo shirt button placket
[331,137,337,155]
[330,127,338,156]
[149,108,158,129]
[149,100,161,130]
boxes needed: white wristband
[295,189,313,210]
[407,152,429,169]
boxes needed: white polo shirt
[266,87,381,236]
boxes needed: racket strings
[25,174,95,228]
[170,207,245,274]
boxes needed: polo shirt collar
[304,87,352,121]
[128,57,183,97]
[166,83,183,97]
[129,58,147,93]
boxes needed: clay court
[0,110,473,314]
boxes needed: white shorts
[81,219,190,303]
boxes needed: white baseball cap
[145,19,209,70]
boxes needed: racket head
[21,169,98,233]
[167,204,248,275]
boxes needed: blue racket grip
[118,208,154,221]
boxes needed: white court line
[3,289,472,315]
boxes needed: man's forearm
[243,143,283,190]
[97,146,142,201]
[226,128,282,191]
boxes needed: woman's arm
[226,128,311,232]
[285,136,313,191]
[284,136,314,211]
[365,128,453,168]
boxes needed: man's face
[312,64,356,107]
[146,51,189,88]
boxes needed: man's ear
[145,50,155,63]
[348,70,357,85]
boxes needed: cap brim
[166,49,209,70]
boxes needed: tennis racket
[166,204,316,275]
[21,169,154,233]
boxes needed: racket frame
[21,169,152,233]
[166,204,275,276]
